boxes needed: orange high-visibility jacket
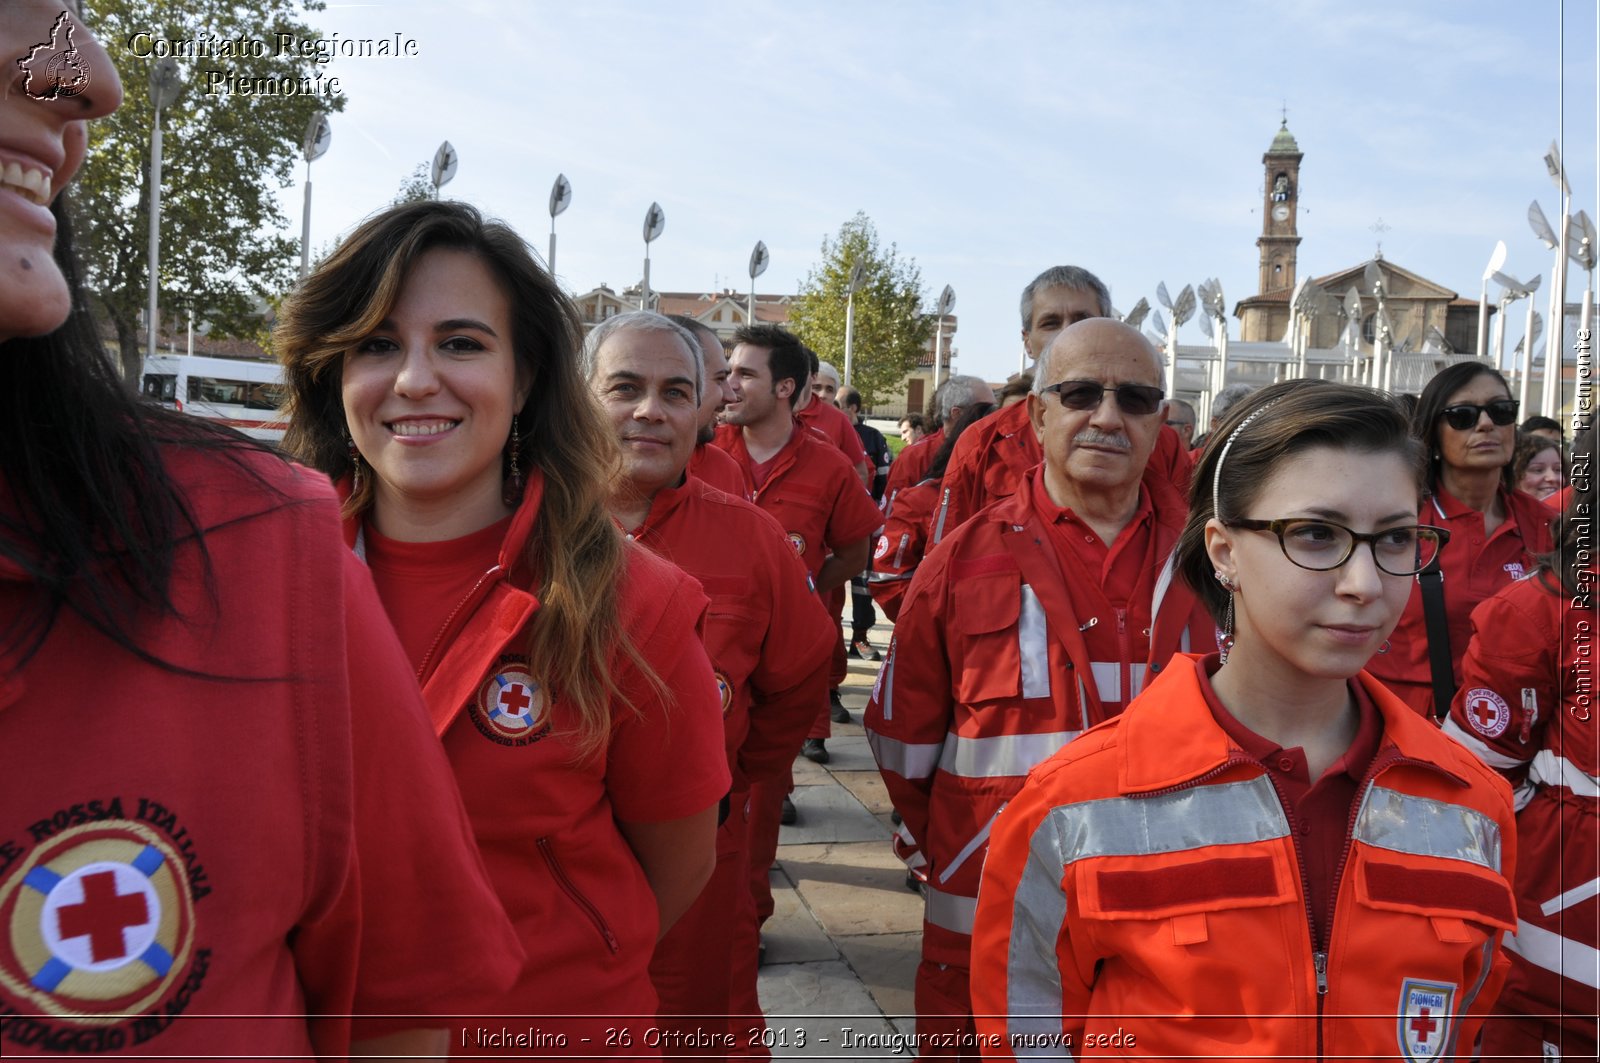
[973,655,1518,1062]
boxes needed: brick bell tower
[1257,118,1303,295]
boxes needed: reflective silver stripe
[875,647,895,720]
[1150,553,1176,621]
[938,809,1000,884]
[1006,777,1290,1045]
[351,525,367,562]
[892,531,910,569]
[1502,919,1600,988]
[1530,749,1600,797]
[1353,785,1502,872]
[932,486,953,543]
[866,569,914,584]
[1128,663,1148,698]
[1541,876,1600,917]
[924,885,976,935]
[939,731,1078,779]
[867,729,942,779]
[1447,938,1498,1057]
[1440,717,1527,772]
[1020,585,1050,699]
[1090,661,1123,702]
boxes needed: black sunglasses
[1438,399,1518,431]
[1040,380,1166,417]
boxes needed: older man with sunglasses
[864,319,1216,1058]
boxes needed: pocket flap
[953,578,1020,635]
[1356,855,1517,931]
[1079,850,1296,921]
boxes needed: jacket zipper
[414,564,504,684]
[1115,608,1131,710]
[932,486,953,544]
[1256,770,1326,1058]
[537,836,621,954]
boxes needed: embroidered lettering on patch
[1398,978,1456,1062]
[1463,687,1511,739]
[1503,562,1526,581]
[0,818,202,1030]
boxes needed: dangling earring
[347,432,364,493]
[503,413,523,506]
[1215,572,1236,664]
[1378,639,1391,655]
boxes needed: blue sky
[265,0,1597,384]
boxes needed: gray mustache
[1072,430,1132,450]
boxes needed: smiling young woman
[971,380,1519,1061]
[276,200,728,1056]
[1,4,520,1057]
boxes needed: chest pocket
[1349,845,1516,944]
[951,578,1021,704]
[1075,846,1299,947]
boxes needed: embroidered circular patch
[0,820,197,1025]
[873,536,890,560]
[786,532,806,556]
[715,672,733,716]
[477,668,550,741]
[1463,687,1511,739]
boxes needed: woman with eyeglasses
[1444,425,1596,1062]
[1367,363,1556,718]
[971,379,1517,1061]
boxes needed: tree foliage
[75,0,346,377]
[787,213,933,409]
[394,162,432,205]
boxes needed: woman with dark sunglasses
[1367,363,1555,717]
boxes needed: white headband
[1211,399,1281,519]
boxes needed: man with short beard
[865,320,1216,1059]
[586,312,834,1057]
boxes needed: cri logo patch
[715,672,733,716]
[1397,978,1455,1062]
[0,821,196,1024]
[475,665,551,742]
[785,532,806,556]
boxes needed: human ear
[1203,518,1238,587]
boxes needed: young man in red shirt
[714,323,881,947]
[587,312,834,1057]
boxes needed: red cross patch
[1464,687,1511,739]
[1398,978,1455,1061]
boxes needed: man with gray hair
[1190,382,1256,451]
[938,265,1194,537]
[587,312,835,1051]
[666,314,747,498]
[866,319,1215,1056]
[884,374,996,512]
[1165,397,1197,449]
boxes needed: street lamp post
[145,57,182,364]
[547,174,571,276]
[931,284,956,393]
[430,140,458,199]
[842,260,865,387]
[640,202,664,310]
[748,240,768,329]
[298,112,330,281]
[1477,240,1507,359]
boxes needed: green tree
[787,213,933,409]
[75,0,346,378]
[393,162,433,205]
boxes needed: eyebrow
[372,317,500,337]
[1295,506,1416,525]
[605,370,696,388]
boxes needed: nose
[1088,389,1127,430]
[1335,541,1386,602]
[392,345,440,397]
[633,387,666,421]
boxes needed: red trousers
[808,587,847,740]
[915,959,980,1060]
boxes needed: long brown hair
[275,200,657,758]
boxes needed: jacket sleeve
[1442,586,1552,804]
[972,762,1092,1060]
[938,434,983,540]
[865,556,955,862]
[740,531,836,783]
[868,488,931,623]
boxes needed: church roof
[1268,120,1300,155]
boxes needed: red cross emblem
[1409,1007,1437,1045]
[498,683,533,717]
[1463,687,1509,739]
[56,870,149,962]
[1398,978,1454,1061]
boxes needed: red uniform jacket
[1443,569,1598,1040]
[795,396,868,472]
[714,423,882,584]
[973,656,1518,1061]
[687,441,748,499]
[347,471,728,1048]
[0,448,521,1057]
[625,475,835,789]
[883,428,944,512]
[865,467,1213,966]
[938,401,1193,537]
[1369,486,1556,715]
[867,476,947,622]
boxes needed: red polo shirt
[1195,653,1383,946]
[795,397,868,470]
[687,441,748,499]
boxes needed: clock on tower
[1258,119,1303,295]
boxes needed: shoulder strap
[1416,556,1453,721]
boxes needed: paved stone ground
[755,614,926,1059]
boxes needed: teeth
[0,161,52,206]
[390,420,457,436]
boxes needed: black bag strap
[1416,557,1453,721]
